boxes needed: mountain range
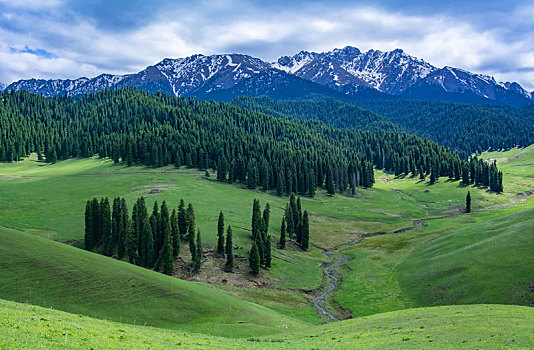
[5,46,534,107]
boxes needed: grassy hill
[2,298,533,349]
[0,225,304,337]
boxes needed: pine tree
[466,191,471,213]
[142,216,154,268]
[279,217,286,249]
[101,197,113,256]
[170,209,180,258]
[117,198,128,259]
[285,204,294,239]
[217,211,225,255]
[178,199,187,239]
[160,221,174,275]
[249,242,260,275]
[187,203,196,256]
[301,210,310,250]
[263,203,270,234]
[265,237,272,268]
[193,229,202,272]
[149,201,160,257]
[326,166,335,195]
[225,225,234,272]
[159,201,170,256]
[111,197,121,255]
[84,200,95,251]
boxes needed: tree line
[84,197,238,275]
[0,88,497,196]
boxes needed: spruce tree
[142,216,154,268]
[101,197,113,256]
[225,225,234,272]
[249,242,260,275]
[111,197,121,254]
[84,200,95,251]
[117,198,128,259]
[326,166,335,195]
[466,191,471,213]
[170,209,180,258]
[178,199,187,238]
[193,229,202,272]
[160,221,174,275]
[263,203,270,234]
[217,211,225,255]
[265,237,272,268]
[301,210,310,250]
[149,201,160,257]
[187,203,196,256]
[285,204,294,239]
[159,201,170,255]
[279,217,286,249]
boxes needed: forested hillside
[0,89,501,194]
[231,96,399,133]
[356,99,534,157]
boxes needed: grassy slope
[335,144,534,317]
[2,299,533,349]
[0,226,304,338]
[0,154,525,325]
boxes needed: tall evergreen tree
[249,242,260,275]
[101,198,113,256]
[187,203,196,256]
[279,217,286,249]
[170,209,180,258]
[117,198,128,259]
[301,210,310,250]
[142,215,154,268]
[326,166,335,195]
[225,225,234,272]
[217,211,225,255]
[466,191,471,213]
[111,197,121,255]
[193,229,202,272]
[159,221,174,275]
[263,203,270,234]
[84,200,95,251]
[265,237,272,268]
[178,199,188,239]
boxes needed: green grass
[335,203,534,317]
[0,226,304,337]
[0,153,532,338]
[2,298,533,349]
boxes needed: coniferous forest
[0,88,503,194]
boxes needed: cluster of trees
[231,96,400,133]
[279,194,309,250]
[464,157,503,193]
[249,200,272,275]
[84,197,207,274]
[216,211,234,272]
[0,89,486,196]
[356,99,534,158]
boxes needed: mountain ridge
[6,46,533,106]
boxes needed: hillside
[333,144,534,317]
[231,96,399,133]
[0,225,306,337]
[2,299,533,349]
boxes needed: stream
[314,237,364,321]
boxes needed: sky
[1,0,534,90]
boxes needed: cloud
[0,1,533,91]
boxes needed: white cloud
[0,2,533,91]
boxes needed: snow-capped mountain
[275,47,436,95]
[5,46,533,106]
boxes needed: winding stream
[314,237,364,321]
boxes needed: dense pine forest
[232,96,534,159]
[0,89,502,193]
[231,96,400,133]
[355,99,534,158]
